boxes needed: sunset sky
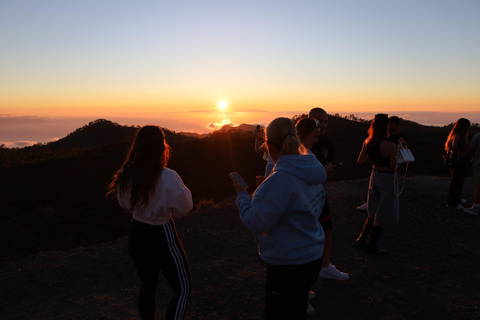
[1,0,480,144]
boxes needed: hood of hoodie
[273,154,326,185]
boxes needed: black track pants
[129,219,192,320]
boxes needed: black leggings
[128,219,192,320]
[447,158,466,207]
[265,257,322,320]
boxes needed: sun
[218,100,227,110]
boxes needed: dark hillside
[53,119,192,149]
[0,143,131,260]
[52,119,137,149]
[317,116,369,181]
[1,115,478,262]
[169,131,266,201]
[0,119,192,167]
[0,130,266,261]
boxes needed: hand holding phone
[255,125,263,139]
[229,172,248,190]
[333,162,343,169]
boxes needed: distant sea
[1,111,479,148]
[342,111,480,127]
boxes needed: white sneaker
[306,302,315,315]
[356,203,368,211]
[463,207,479,215]
[446,204,464,210]
[319,264,349,281]
[308,291,316,300]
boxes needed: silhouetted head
[130,125,170,168]
[388,116,401,135]
[445,118,470,151]
[367,114,389,146]
[296,117,320,150]
[309,108,328,135]
[452,118,470,136]
[388,116,400,126]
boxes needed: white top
[117,168,193,225]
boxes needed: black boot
[367,226,387,255]
[355,218,373,246]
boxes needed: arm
[116,185,131,211]
[255,132,266,154]
[168,173,194,218]
[237,193,284,235]
[357,141,369,164]
[324,163,335,178]
[236,175,289,235]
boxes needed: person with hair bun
[107,125,193,320]
[233,117,327,320]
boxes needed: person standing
[355,114,398,255]
[357,116,406,211]
[445,118,470,209]
[107,125,193,320]
[464,131,480,215]
[234,117,326,320]
[295,117,324,314]
[386,116,406,145]
[255,125,275,177]
[308,108,349,280]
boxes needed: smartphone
[333,162,343,169]
[229,172,248,189]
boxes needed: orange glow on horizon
[2,88,479,128]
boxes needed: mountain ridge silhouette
[1,114,478,261]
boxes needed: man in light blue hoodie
[234,117,326,320]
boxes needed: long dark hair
[445,118,470,151]
[106,125,171,210]
[366,114,389,147]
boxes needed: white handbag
[395,144,414,196]
[397,146,415,164]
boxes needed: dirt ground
[1,176,479,320]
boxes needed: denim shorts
[367,169,399,225]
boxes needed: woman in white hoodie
[107,125,193,320]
